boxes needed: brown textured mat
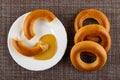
[0,0,120,80]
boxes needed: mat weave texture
[0,0,120,80]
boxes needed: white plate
[7,12,67,71]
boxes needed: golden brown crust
[74,24,111,52]
[84,36,101,42]
[74,9,110,32]
[74,9,110,42]
[23,9,56,40]
[12,39,43,57]
[70,41,107,72]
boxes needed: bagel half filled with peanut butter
[12,39,49,57]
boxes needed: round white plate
[7,12,67,71]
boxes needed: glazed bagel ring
[74,24,111,52]
[74,9,110,42]
[23,9,56,40]
[74,9,110,32]
[70,41,107,72]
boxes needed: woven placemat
[0,0,120,80]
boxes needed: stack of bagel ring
[70,9,111,72]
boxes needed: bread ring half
[12,39,49,57]
[23,9,56,40]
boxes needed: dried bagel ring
[74,24,111,52]
[12,39,49,57]
[74,9,110,42]
[70,41,107,72]
[23,9,56,40]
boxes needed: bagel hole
[84,36,102,43]
[80,52,96,63]
[83,18,99,26]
